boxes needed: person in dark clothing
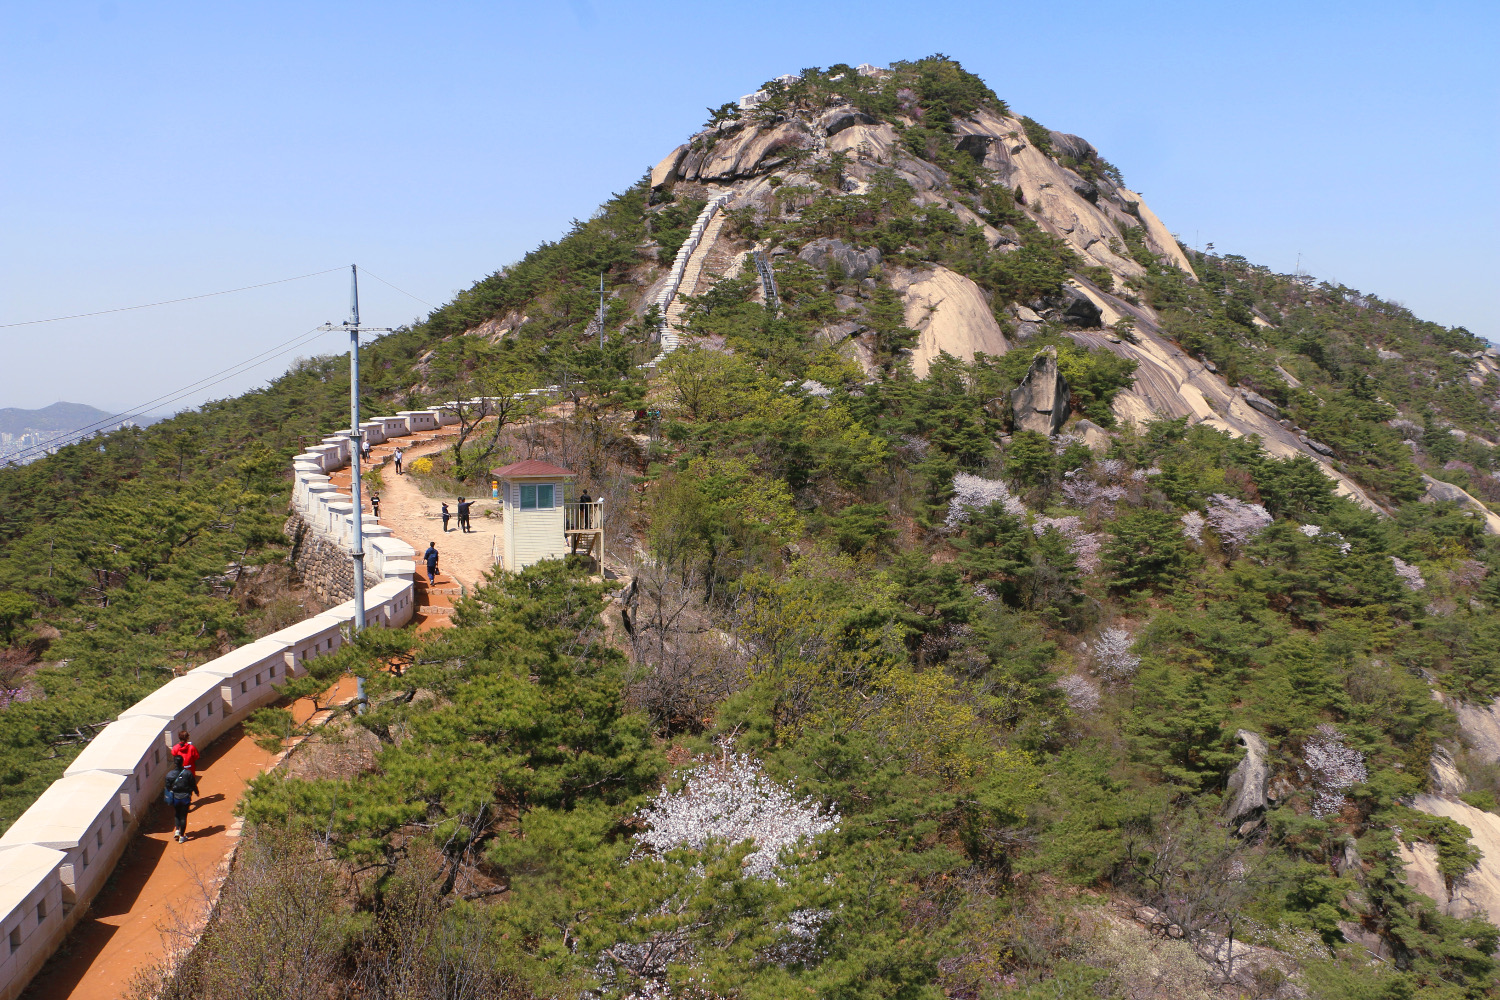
[424,542,439,585]
[457,498,473,533]
[370,493,381,520]
[168,762,199,842]
[578,490,593,529]
[441,502,451,532]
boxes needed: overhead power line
[4,324,336,465]
[357,266,438,310]
[0,267,346,329]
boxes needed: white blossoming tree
[595,752,842,990]
[946,473,1026,528]
[1303,724,1368,818]
[634,752,840,882]
[1090,627,1141,682]
[1204,494,1272,551]
[1391,556,1426,591]
[1032,515,1103,574]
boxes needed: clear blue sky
[2,0,1496,414]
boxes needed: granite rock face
[1223,730,1272,832]
[1011,346,1070,435]
[797,238,882,281]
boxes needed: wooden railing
[564,501,603,532]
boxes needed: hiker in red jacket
[171,729,200,772]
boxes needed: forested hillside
[8,55,1500,1000]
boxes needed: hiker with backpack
[164,753,199,842]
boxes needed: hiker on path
[361,438,372,462]
[424,542,439,585]
[394,447,404,475]
[441,502,451,533]
[457,497,472,533]
[166,758,199,842]
[171,729,199,773]
[371,493,381,520]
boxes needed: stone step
[418,605,454,616]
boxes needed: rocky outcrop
[819,107,876,136]
[1060,284,1103,327]
[1222,730,1272,833]
[887,266,1009,377]
[1071,418,1111,452]
[680,122,812,182]
[651,144,688,189]
[1011,347,1070,435]
[1422,475,1500,534]
[798,238,882,280]
[1239,389,1281,420]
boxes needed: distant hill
[0,401,136,464]
[0,401,114,437]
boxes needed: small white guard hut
[492,460,603,571]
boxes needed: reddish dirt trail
[335,432,503,633]
[22,683,356,1000]
[23,427,470,998]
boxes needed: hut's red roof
[491,459,576,479]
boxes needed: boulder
[1014,305,1043,324]
[889,266,1010,376]
[955,134,996,162]
[1422,474,1500,534]
[1239,389,1281,419]
[1060,284,1103,328]
[1377,348,1404,361]
[1299,435,1335,457]
[797,238,883,281]
[651,144,688,189]
[1431,745,1468,796]
[1014,321,1042,340]
[821,107,878,136]
[1011,347,1070,435]
[992,224,1022,247]
[1223,730,1271,832]
[1047,131,1098,162]
[1073,418,1111,452]
[1059,167,1098,204]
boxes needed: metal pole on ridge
[318,265,391,713]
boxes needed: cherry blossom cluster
[1204,494,1272,550]
[1032,515,1103,573]
[1056,673,1101,714]
[1180,511,1206,543]
[1089,627,1141,682]
[1390,556,1426,591]
[945,473,1026,528]
[1059,470,1128,516]
[1303,724,1368,818]
[1452,558,1488,589]
[635,752,840,882]
[1299,524,1351,555]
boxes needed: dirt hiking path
[338,434,503,631]
[23,425,506,997]
[22,679,358,1000]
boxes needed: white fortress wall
[0,403,444,998]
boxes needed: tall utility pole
[319,266,390,709]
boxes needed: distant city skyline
[2,0,1495,414]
